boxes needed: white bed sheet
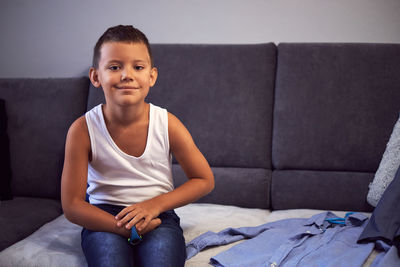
[0,203,373,267]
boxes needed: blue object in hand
[128,226,142,245]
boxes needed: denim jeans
[81,204,186,267]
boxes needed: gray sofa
[0,43,400,266]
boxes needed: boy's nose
[121,67,134,81]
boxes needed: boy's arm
[61,116,160,237]
[116,112,214,232]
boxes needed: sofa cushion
[273,43,400,172]
[0,204,368,267]
[367,113,400,207]
[86,83,104,111]
[173,165,271,209]
[0,78,89,198]
[0,99,12,200]
[87,44,277,169]
[0,197,62,251]
[272,170,373,212]
[0,203,271,267]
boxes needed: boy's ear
[89,67,101,88]
[149,67,158,87]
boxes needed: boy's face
[89,41,157,107]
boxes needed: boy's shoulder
[65,115,91,153]
[71,115,87,129]
[167,111,192,144]
[67,115,89,140]
[71,103,100,133]
[150,103,177,125]
[167,111,180,128]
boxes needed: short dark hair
[92,25,153,68]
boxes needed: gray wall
[1,0,400,78]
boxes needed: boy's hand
[115,200,161,232]
[137,218,161,235]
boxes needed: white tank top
[85,103,174,207]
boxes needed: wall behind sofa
[0,0,399,78]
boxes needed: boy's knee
[82,231,133,267]
[136,226,186,266]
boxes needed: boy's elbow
[61,197,80,224]
[63,210,74,224]
[63,206,83,226]
[61,200,74,223]
[206,173,215,194]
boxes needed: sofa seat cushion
[0,203,270,266]
[0,197,62,251]
[0,203,375,267]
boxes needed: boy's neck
[102,102,149,127]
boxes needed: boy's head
[92,25,153,68]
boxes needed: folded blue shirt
[187,212,375,267]
[370,240,400,267]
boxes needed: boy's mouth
[115,86,140,90]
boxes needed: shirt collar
[303,211,368,227]
[304,212,335,227]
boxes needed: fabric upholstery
[367,113,400,207]
[0,205,361,267]
[0,99,12,200]
[273,43,400,172]
[149,44,276,168]
[172,165,271,209]
[86,83,104,111]
[0,78,89,198]
[271,170,374,212]
[0,197,62,251]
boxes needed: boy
[61,25,214,267]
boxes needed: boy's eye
[108,65,120,71]
[135,66,144,70]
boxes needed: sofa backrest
[87,44,277,208]
[272,43,400,211]
[3,43,399,212]
[0,78,89,199]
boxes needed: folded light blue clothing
[370,240,400,267]
[186,212,374,267]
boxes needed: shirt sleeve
[357,164,400,255]
[185,224,272,260]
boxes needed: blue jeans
[81,204,186,267]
